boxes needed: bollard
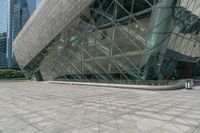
[185,80,193,90]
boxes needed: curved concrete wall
[13,0,93,68]
[48,81,186,91]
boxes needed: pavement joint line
[0,81,199,133]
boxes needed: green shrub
[0,69,25,79]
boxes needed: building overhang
[13,0,93,69]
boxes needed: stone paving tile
[0,81,200,133]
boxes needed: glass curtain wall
[23,0,200,82]
[0,0,8,67]
[25,0,153,82]
[11,0,30,67]
[12,0,30,42]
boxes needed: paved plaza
[0,81,200,133]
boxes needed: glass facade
[36,0,41,7]
[27,0,36,15]
[0,33,7,67]
[20,0,200,82]
[12,0,30,43]
[9,0,31,67]
[0,0,8,67]
[0,0,38,68]
[0,0,8,33]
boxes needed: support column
[142,0,177,80]
[35,70,43,81]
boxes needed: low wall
[48,81,186,91]
[194,80,200,85]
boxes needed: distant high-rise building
[11,0,30,42]
[36,0,41,7]
[0,0,8,67]
[27,0,36,15]
[0,0,8,33]
[0,0,39,68]
[0,33,7,67]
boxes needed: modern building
[9,0,32,67]
[36,0,41,7]
[11,0,30,41]
[0,0,40,68]
[13,0,200,83]
[0,33,8,67]
[27,0,36,15]
[0,0,8,67]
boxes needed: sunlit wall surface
[14,0,200,82]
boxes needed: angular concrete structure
[13,0,200,83]
[13,0,93,68]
